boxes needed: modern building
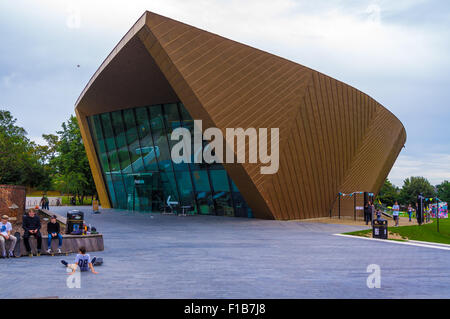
[75,11,406,220]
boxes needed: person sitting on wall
[46,215,63,254]
[0,215,17,258]
[376,209,382,221]
[22,208,43,257]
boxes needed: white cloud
[388,153,450,186]
[1,73,18,87]
[66,3,81,29]
[1,0,449,186]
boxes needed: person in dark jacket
[364,203,370,225]
[368,201,374,224]
[46,215,63,254]
[22,209,42,256]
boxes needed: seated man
[0,215,17,258]
[46,215,63,254]
[376,209,382,220]
[61,246,98,274]
[22,208,42,256]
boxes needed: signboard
[430,202,448,219]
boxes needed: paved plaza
[1,206,449,299]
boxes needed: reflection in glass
[209,170,234,216]
[192,170,213,214]
[88,102,252,218]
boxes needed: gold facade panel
[75,11,406,219]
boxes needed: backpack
[93,257,103,266]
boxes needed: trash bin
[372,219,388,239]
[66,210,84,234]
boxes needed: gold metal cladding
[75,11,406,219]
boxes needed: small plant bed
[344,218,450,245]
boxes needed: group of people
[365,200,429,227]
[1,208,99,274]
[40,196,50,210]
[0,208,64,258]
[23,208,64,256]
[363,201,383,225]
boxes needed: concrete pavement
[1,206,449,298]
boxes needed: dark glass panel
[122,109,146,173]
[100,113,121,173]
[175,170,196,212]
[89,115,110,172]
[134,107,159,172]
[160,171,179,213]
[210,170,234,216]
[149,105,172,172]
[192,170,214,215]
[230,179,253,218]
[164,103,189,171]
[126,173,157,212]
[111,111,132,172]
[104,173,117,207]
[111,173,126,209]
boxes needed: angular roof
[76,11,406,219]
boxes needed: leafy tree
[399,176,435,205]
[436,181,450,203]
[35,133,60,165]
[377,179,399,206]
[0,110,51,189]
[51,115,96,203]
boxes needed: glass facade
[88,102,253,218]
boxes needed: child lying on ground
[61,246,99,275]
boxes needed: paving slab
[1,206,449,299]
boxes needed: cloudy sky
[1,0,449,187]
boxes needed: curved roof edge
[74,10,405,143]
[75,11,148,108]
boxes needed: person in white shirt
[392,201,400,226]
[0,215,17,258]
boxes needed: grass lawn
[60,196,94,205]
[344,218,450,245]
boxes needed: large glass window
[101,113,121,173]
[210,170,234,216]
[88,102,252,218]
[135,107,158,172]
[149,105,172,172]
[230,180,253,218]
[191,170,213,214]
[111,111,132,173]
[175,170,196,212]
[123,109,145,173]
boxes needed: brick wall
[0,185,26,223]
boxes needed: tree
[399,176,435,205]
[436,181,450,203]
[0,110,51,189]
[51,115,96,203]
[377,179,399,206]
